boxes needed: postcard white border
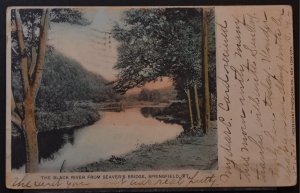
[6,5,297,189]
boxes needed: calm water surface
[13,107,183,172]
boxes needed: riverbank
[12,103,101,137]
[36,106,100,132]
[66,123,217,172]
[11,105,101,169]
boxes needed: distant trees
[36,51,114,111]
[12,49,112,136]
[10,8,89,173]
[111,8,216,133]
[138,89,161,102]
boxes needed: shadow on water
[12,106,185,170]
[140,107,164,118]
[11,129,75,169]
[140,105,189,130]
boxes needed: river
[12,107,183,172]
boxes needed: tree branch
[15,9,30,94]
[31,9,50,98]
[29,47,37,77]
[29,17,38,78]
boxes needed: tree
[138,89,149,101]
[151,90,161,102]
[200,8,214,133]
[111,8,216,133]
[138,89,161,102]
[11,8,89,173]
[112,8,203,129]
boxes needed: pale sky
[49,8,122,81]
[48,7,172,93]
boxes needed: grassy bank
[66,123,217,172]
[12,104,101,137]
[36,106,100,132]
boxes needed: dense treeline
[12,50,115,132]
[138,89,161,102]
[13,50,114,111]
[111,8,216,132]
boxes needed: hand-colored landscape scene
[10,7,217,173]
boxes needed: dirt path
[67,127,218,172]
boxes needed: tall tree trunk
[202,8,210,134]
[14,9,50,173]
[31,9,49,97]
[194,84,201,128]
[23,92,39,173]
[185,89,194,129]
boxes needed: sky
[49,8,122,81]
[48,7,172,93]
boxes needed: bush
[36,107,100,132]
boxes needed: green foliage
[50,8,90,25]
[112,9,202,94]
[11,9,91,74]
[112,8,217,120]
[12,50,116,112]
[112,8,216,96]
[12,50,116,132]
[36,50,115,111]
[36,107,100,132]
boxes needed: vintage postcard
[6,5,296,189]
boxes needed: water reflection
[140,107,164,118]
[12,107,183,172]
[12,129,75,169]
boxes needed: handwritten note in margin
[216,5,296,186]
